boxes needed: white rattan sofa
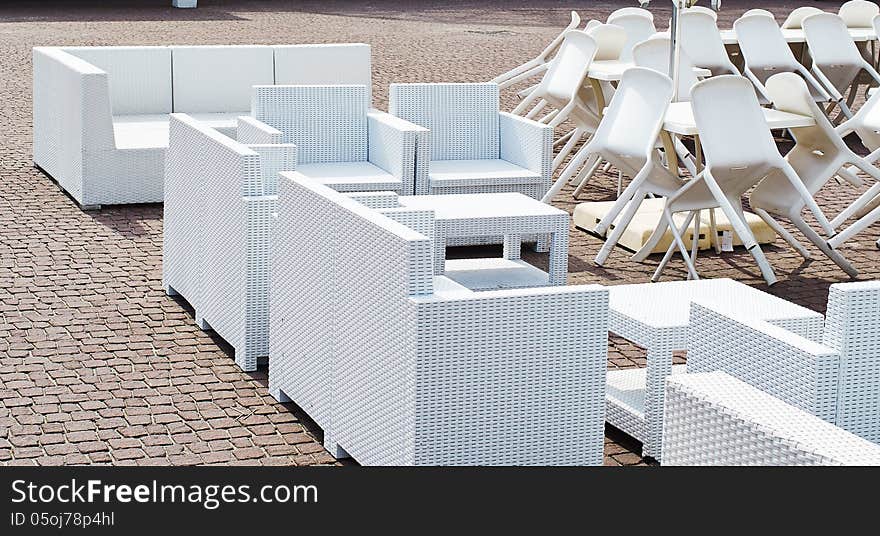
[687,280,880,445]
[663,372,880,465]
[164,103,419,372]
[32,43,371,207]
[268,172,610,465]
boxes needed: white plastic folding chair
[512,30,598,129]
[543,68,677,208]
[781,6,823,29]
[607,7,656,62]
[803,13,880,118]
[558,68,683,265]
[493,11,582,89]
[679,10,740,76]
[839,0,880,27]
[633,76,835,285]
[735,13,835,106]
[750,73,879,278]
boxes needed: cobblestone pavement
[1,1,875,467]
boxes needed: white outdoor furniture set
[267,172,609,466]
[33,43,371,207]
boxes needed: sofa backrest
[823,280,880,444]
[252,85,368,164]
[63,46,172,115]
[687,301,841,423]
[273,44,372,105]
[389,82,500,161]
[171,45,275,113]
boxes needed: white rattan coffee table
[398,193,569,288]
[606,278,825,460]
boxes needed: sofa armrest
[499,111,552,191]
[33,47,116,202]
[246,144,296,196]
[663,372,880,466]
[367,110,427,196]
[687,301,840,423]
[237,116,284,144]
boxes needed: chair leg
[791,217,859,278]
[552,128,583,171]
[652,210,699,282]
[828,202,880,249]
[525,99,548,120]
[595,164,653,236]
[754,208,812,260]
[831,182,880,228]
[691,209,701,263]
[595,192,646,266]
[572,157,605,198]
[554,128,575,148]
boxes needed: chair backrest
[743,8,774,18]
[537,30,598,103]
[171,45,274,113]
[734,14,799,71]
[63,46,172,115]
[803,13,865,68]
[607,9,657,62]
[389,82,500,161]
[590,67,673,169]
[251,85,368,164]
[839,0,879,27]
[823,281,880,444]
[272,44,372,105]
[608,7,654,22]
[584,23,627,61]
[632,36,700,101]
[781,6,824,29]
[691,75,781,176]
[680,10,737,75]
[683,6,717,20]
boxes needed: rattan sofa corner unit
[268,172,610,465]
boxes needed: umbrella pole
[670,0,684,101]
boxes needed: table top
[588,60,711,82]
[399,193,568,221]
[608,278,822,332]
[663,101,815,136]
[718,27,876,45]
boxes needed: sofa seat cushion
[429,159,543,188]
[112,112,245,149]
[297,161,402,192]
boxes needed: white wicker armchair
[33,43,371,207]
[163,113,294,372]
[663,372,880,466]
[388,82,553,198]
[245,85,421,195]
[268,172,609,465]
[687,280,880,444]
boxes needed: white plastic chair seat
[297,161,402,191]
[429,159,543,188]
[113,112,243,149]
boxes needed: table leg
[434,235,447,275]
[693,134,721,254]
[660,131,678,172]
[503,234,522,260]
[590,78,606,119]
[548,229,569,286]
[643,340,675,461]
